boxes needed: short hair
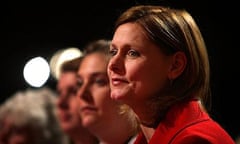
[83,39,111,56]
[115,5,210,109]
[0,87,68,144]
[60,57,82,73]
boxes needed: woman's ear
[168,51,187,79]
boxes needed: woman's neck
[91,114,136,144]
[70,129,98,144]
[140,125,156,143]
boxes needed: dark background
[5,0,239,140]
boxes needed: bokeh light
[23,56,50,87]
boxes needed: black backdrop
[5,0,239,140]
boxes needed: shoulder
[171,119,235,144]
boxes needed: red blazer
[134,99,235,144]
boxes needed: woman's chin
[110,90,126,101]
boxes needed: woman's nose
[57,94,68,109]
[76,84,93,103]
[108,55,125,75]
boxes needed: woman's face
[57,72,83,134]
[108,23,173,107]
[76,53,118,130]
[0,117,34,144]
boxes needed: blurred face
[0,117,34,144]
[76,53,118,130]
[108,23,173,107]
[57,72,82,134]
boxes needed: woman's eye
[69,87,78,95]
[109,48,117,56]
[128,49,140,57]
[95,78,108,86]
[76,79,83,88]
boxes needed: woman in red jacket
[107,5,235,144]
